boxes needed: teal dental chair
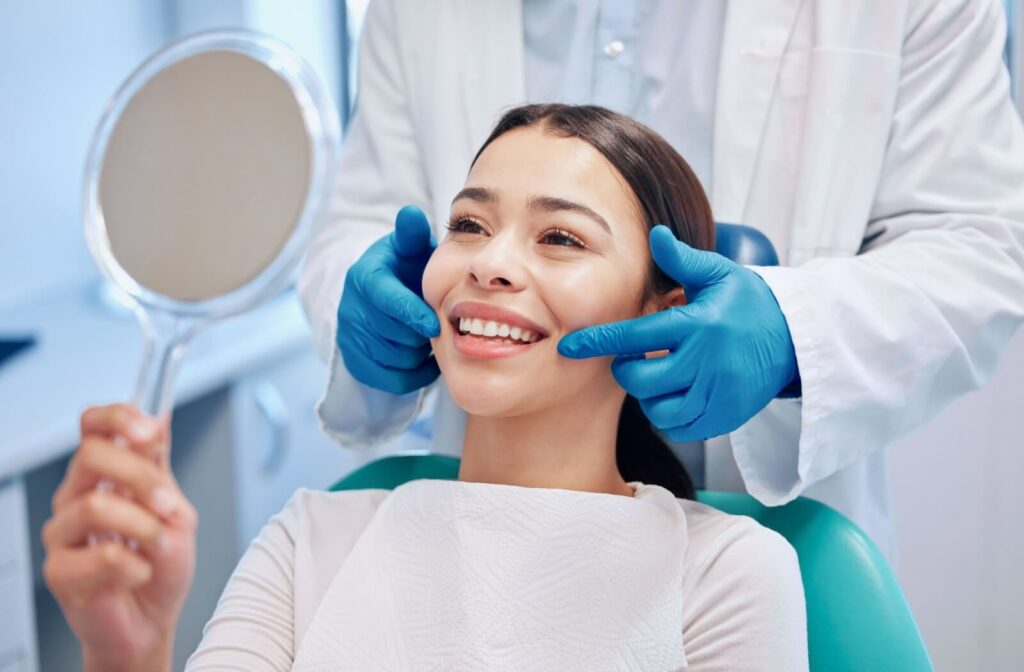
[328,223,932,671]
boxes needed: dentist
[299,0,1024,555]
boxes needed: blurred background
[0,1,1021,670]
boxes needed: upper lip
[449,301,550,338]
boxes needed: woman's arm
[184,488,385,670]
[681,519,808,671]
[183,494,303,670]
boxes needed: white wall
[0,1,170,309]
[889,329,1024,669]
[173,0,342,107]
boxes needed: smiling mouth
[450,316,548,346]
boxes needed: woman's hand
[42,404,197,672]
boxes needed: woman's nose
[467,238,524,290]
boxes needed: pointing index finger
[557,309,693,359]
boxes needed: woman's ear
[641,287,687,359]
[640,286,687,317]
[660,286,687,309]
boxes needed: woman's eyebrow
[529,196,611,234]
[451,187,497,205]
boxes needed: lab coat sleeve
[731,0,1024,503]
[296,0,434,446]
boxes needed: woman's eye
[445,218,485,235]
[540,228,585,248]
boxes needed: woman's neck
[458,389,635,497]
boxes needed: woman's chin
[438,349,537,415]
[447,389,521,417]
[443,373,537,417]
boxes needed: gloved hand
[558,225,799,442]
[337,205,441,395]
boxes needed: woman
[43,105,807,670]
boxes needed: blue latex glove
[337,205,441,395]
[558,225,799,442]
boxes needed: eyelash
[445,215,587,249]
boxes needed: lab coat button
[603,40,625,59]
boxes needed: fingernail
[129,420,156,442]
[150,487,176,516]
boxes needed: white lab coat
[298,0,1024,554]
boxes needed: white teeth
[456,316,542,343]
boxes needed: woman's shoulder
[262,486,393,579]
[673,498,808,669]
[283,485,392,514]
[275,486,392,539]
[674,497,799,577]
[265,488,394,632]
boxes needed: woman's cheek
[548,272,634,335]
[421,248,451,313]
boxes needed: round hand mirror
[84,30,339,419]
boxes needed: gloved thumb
[393,205,436,259]
[649,225,729,290]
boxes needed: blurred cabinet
[229,345,369,553]
[0,479,37,672]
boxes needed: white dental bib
[291,479,690,671]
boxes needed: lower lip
[452,329,545,359]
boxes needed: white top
[186,480,807,671]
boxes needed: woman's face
[423,126,670,417]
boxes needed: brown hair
[472,104,716,500]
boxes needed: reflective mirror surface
[99,49,312,301]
